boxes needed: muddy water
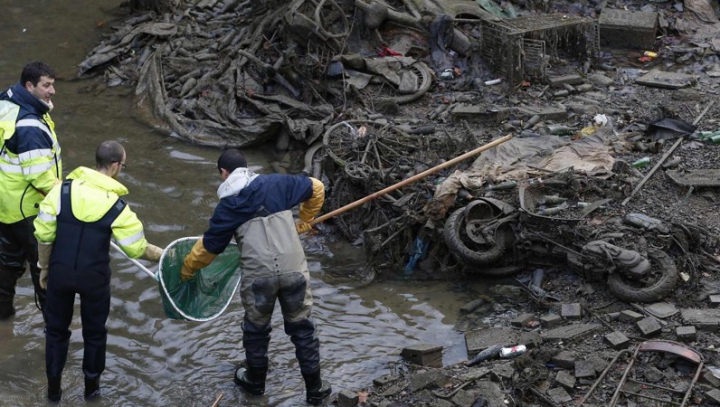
[0,2,474,406]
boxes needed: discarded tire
[443,206,509,269]
[607,248,679,303]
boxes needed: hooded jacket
[0,83,62,223]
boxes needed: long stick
[110,241,158,280]
[311,134,513,225]
[621,136,683,206]
[621,99,715,207]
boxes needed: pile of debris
[78,0,720,405]
[334,274,720,406]
[79,0,720,285]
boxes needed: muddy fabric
[674,0,720,51]
[429,134,615,217]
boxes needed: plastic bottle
[467,344,503,366]
[632,157,651,168]
[499,345,527,358]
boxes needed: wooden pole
[310,134,513,225]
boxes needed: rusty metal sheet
[638,339,703,363]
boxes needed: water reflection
[0,1,472,405]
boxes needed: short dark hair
[217,148,247,172]
[96,141,125,169]
[21,61,56,86]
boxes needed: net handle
[110,241,159,281]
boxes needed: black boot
[303,370,331,405]
[234,364,267,395]
[47,376,62,403]
[84,376,100,400]
[0,299,15,320]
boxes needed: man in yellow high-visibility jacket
[0,61,62,321]
[34,140,163,402]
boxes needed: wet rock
[511,313,535,327]
[540,313,562,328]
[490,363,514,380]
[605,331,630,349]
[587,73,615,87]
[465,328,519,356]
[548,74,584,87]
[598,9,658,50]
[681,309,720,332]
[707,389,720,405]
[373,374,400,387]
[547,387,573,403]
[644,366,664,383]
[337,389,360,407]
[541,323,601,340]
[409,370,447,392]
[619,310,645,322]
[551,351,577,369]
[637,317,663,337]
[555,370,576,390]
[474,382,505,407]
[401,344,443,368]
[635,71,696,89]
[645,302,678,318]
[561,303,582,319]
[574,359,596,379]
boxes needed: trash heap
[79,0,720,286]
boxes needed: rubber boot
[234,364,267,396]
[0,298,15,320]
[47,376,62,403]
[303,370,331,405]
[84,376,100,400]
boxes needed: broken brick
[540,314,562,328]
[604,331,630,349]
[636,317,662,337]
[574,360,595,379]
[560,303,582,319]
[618,310,644,323]
[555,370,576,391]
[676,326,697,342]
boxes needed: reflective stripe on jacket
[34,166,149,259]
[0,84,62,223]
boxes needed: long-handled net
[112,237,242,322]
[157,237,242,321]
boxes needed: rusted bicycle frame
[578,340,704,407]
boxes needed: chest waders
[232,210,329,404]
[45,180,125,402]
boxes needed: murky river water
[0,2,475,406]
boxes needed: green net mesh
[158,237,242,321]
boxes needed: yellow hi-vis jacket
[0,84,62,223]
[34,166,149,259]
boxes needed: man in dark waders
[181,148,332,405]
[34,141,163,402]
[0,61,62,321]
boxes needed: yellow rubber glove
[181,238,217,282]
[37,243,53,290]
[141,243,164,262]
[298,177,325,224]
[296,220,312,234]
